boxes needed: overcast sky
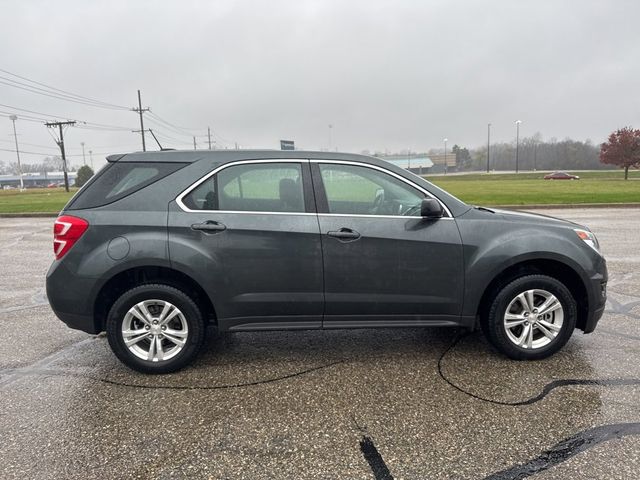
[1,0,639,168]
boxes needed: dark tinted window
[183,162,305,213]
[67,162,185,210]
[181,177,216,210]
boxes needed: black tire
[106,284,206,374]
[482,274,577,360]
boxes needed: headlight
[574,228,600,253]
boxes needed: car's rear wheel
[106,284,206,373]
[482,274,577,360]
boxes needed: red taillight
[53,215,89,260]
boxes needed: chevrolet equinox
[46,151,607,373]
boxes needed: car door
[168,159,324,330]
[311,160,464,327]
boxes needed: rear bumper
[51,309,101,334]
[46,261,102,334]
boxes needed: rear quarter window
[66,161,186,210]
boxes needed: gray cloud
[1,0,639,168]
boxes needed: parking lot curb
[492,203,640,210]
[0,213,58,218]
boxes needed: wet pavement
[0,208,639,479]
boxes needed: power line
[0,103,133,131]
[0,138,58,150]
[146,114,199,138]
[0,146,59,157]
[0,79,130,111]
[147,111,203,135]
[150,128,194,145]
[0,146,113,158]
[146,113,235,147]
[0,110,49,123]
[0,68,129,110]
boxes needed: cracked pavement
[0,209,639,479]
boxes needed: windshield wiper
[474,205,495,213]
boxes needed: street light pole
[515,120,522,173]
[81,142,86,166]
[443,138,448,175]
[487,123,491,173]
[328,124,333,151]
[8,115,24,190]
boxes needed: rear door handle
[191,221,227,233]
[327,228,361,241]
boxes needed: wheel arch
[475,258,589,331]
[93,265,217,332]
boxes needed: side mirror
[420,198,444,219]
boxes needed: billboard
[280,140,295,150]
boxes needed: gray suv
[46,151,607,373]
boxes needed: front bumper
[582,257,607,334]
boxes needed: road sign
[280,140,295,151]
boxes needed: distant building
[0,172,77,188]
[377,154,434,175]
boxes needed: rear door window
[182,162,306,213]
[67,162,186,210]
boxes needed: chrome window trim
[176,159,310,214]
[175,158,453,218]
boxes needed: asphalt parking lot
[1,208,639,479]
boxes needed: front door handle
[327,228,361,241]
[191,221,227,233]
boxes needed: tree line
[463,134,607,172]
[0,156,80,175]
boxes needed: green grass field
[427,170,640,206]
[0,170,638,213]
[0,188,78,214]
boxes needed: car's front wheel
[483,274,577,360]
[106,284,206,373]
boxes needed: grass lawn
[0,188,77,213]
[0,170,639,213]
[427,170,640,206]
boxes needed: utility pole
[81,142,86,166]
[45,120,76,192]
[207,127,212,150]
[515,120,522,174]
[132,90,150,151]
[443,138,448,175]
[8,115,24,190]
[193,136,197,150]
[487,123,491,173]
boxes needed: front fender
[459,219,598,317]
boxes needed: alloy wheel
[503,289,564,349]
[121,299,189,362]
